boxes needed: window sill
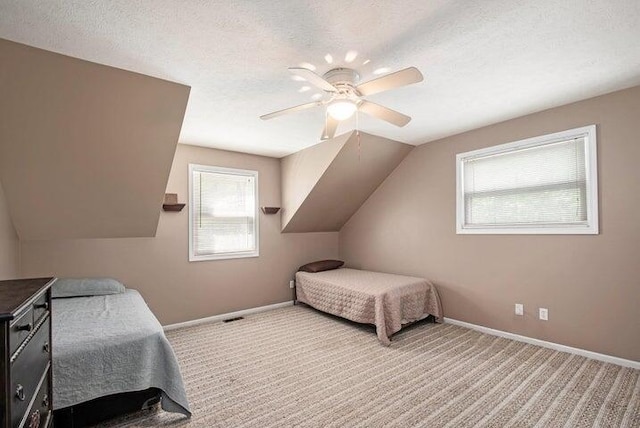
[189,251,259,262]
[456,225,598,235]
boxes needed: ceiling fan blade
[358,100,411,127]
[356,67,423,96]
[260,101,322,120]
[289,68,337,92]
[321,115,339,140]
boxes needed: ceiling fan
[260,65,424,140]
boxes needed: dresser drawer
[10,319,50,428]
[22,368,51,428]
[31,292,49,326]
[36,369,53,428]
[9,307,34,356]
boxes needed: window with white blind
[189,164,258,261]
[456,125,598,234]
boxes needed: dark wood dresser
[0,278,55,428]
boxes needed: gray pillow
[52,277,126,298]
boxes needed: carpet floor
[98,305,640,428]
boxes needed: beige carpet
[98,305,640,428]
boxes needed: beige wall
[0,39,189,240]
[340,85,640,362]
[281,132,350,229]
[0,180,19,280]
[20,144,339,325]
[282,132,413,233]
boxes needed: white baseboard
[444,317,639,370]
[163,301,294,331]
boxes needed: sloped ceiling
[280,132,352,229]
[0,39,190,240]
[281,132,413,233]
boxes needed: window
[456,125,598,234]
[189,164,258,261]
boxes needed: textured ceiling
[1,0,639,158]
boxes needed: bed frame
[53,388,161,427]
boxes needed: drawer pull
[34,301,49,310]
[43,342,50,353]
[28,409,40,428]
[16,322,33,332]
[15,384,25,401]
[42,394,49,408]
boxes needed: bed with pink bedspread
[295,268,443,345]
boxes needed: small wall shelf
[162,203,185,212]
[261,207,280,215]
[163,193,185,212]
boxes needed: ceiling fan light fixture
[327,99,357,121]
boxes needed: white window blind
[189,165,258,261]
[456,125,598,234]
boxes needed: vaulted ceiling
[1,1,639,157]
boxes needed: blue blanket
[52,289,191,417]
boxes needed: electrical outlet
[515,303,524,316]
[539,308,549,321]
[289,280,295,289]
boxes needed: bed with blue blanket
[50,278,191,425]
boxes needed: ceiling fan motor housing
[323,68,360,93]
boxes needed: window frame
[188,164,259,262]
[455,125,598,235]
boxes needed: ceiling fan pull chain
[356,110,361,162]
[324,108,329,139]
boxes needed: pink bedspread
[295,268,443,345]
